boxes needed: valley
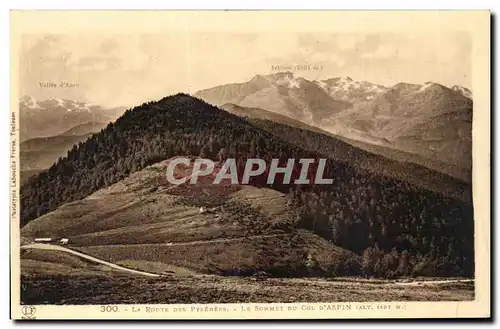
[19,90,474,304]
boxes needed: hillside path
[21,242,474,286]
[21,243,160,277]
[89,233,289,248]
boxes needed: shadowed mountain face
[195,73,472,181]
[20,94,474,278]
[329,82,473,181]
[19,96,126,142]
[60,122,109,136]
[20,120,111,184]
[19,97,126,183]
[195,72,351,124]
[220,103,471,202]
[20,135,92,173]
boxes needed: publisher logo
[21,305,36,319]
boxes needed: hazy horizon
[20,31,471,108]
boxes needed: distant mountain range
[19,73,472,183]
[220,103,471,201]
[20,123,108,180]
[19,96,125,183]
[195,72,473,181]
[19,96,126,142]
[195,72,352,124]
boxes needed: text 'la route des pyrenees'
[123,302,407,314]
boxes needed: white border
[2,1,497,328]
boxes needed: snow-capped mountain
[315,76,388,103]
[194,72,351,124]
[19,96,126,141]
[451,85,473,99]
[323,81,473,181]
[195,73,473,181]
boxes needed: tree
[362,247,377,277]
[199,145,210,158]
[217,147,228,162]
[330,217,341,245]
[395,250,410,277]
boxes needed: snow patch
[276,74,300,89]
[418,83,434,93]
[316,81,327,91]
[451,85,472,99]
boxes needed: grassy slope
[21,248,127,277]
[75,230,346,276]
[21,157,350,276]
[21,274,474,304]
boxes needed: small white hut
[34,238,52,243]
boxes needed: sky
[19,31,471,108]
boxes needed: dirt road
[21,243,160,277]
[393,279,474,286]
[90,233,289,248]
[21,242,474,286]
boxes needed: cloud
[360,44,399,60]
[309,52,346,67]
[19,31,472,107]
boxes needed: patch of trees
[290,170,474,277]
[248,117,471,202]
[326,245,467,279]
[20,94,473,277]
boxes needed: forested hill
[20,94,474,277]
[240,117,471,202]
[20,93,316,225]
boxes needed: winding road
[21,242,474,286]
[21,243,160,277]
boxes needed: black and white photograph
[9,10,491,320]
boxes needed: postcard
[10,10,490,320]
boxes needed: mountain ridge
[20,93,474,278]
[195,73,472,180]
[19,96,126,141]
[221,103,471,201]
